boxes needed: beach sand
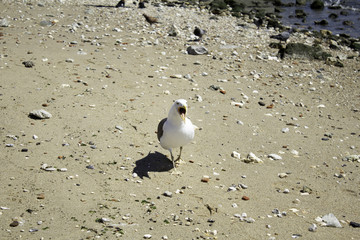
[0,1,359,239]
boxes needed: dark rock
[328,13,338,19]
[343,21,353,26]
[296,0,306,6]
[281,43,331,60]
[314,19,328,25]
[326,57,344,67]
[22,61,34,68]
[350,42,360,51]
[340,10,349,16]
[310,0,324,10]
[267,18,283,30]
[295,9,307,18]
[350,221,360,228]
[187,46,208,55]
[273,0,284,7]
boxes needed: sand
[0,1,359,239]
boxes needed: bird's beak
[178,106,186,122]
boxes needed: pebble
[22,61,35,68]
[0,18,9,27]
[268,154,282,160]
[231,151,241,159]
[282,127,290,133]
[187,46,208,55]
[350,221,360,228]
[238,183,248,189]
[309,223,317,232]
[201,175,210,183]
[244,152,263,163]
[29,109,52,119]
[278,173,288,178]
[321,213,342,228]
[144,234,152,239]
[242,196,250,201]
[163,191,172,198]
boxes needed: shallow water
[279,0,360,38]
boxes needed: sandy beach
[1,1,359,239]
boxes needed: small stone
[22,61,35,68]
[29,109,52,119]
[238,183,248,189]
[309,223,317,232]
[282,128,289,133]
[227,186,237,192]
[9,221,19,227]
[115,125,123,131]
[144,234,152,239]
[350,221,360,228]
[201,175,210,183]
[0,18,9,27]
[163,191,172,198]
[278,173,288,178]
[187,46,208,55]
[322,213,342,228]
[37,193,45,199]
[242,196,250,201]
[231,151,241,159]
[268,154,282,160]
[65,58,74,63]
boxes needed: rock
[144,234,152,239]
[282,127,289,133]
[350,221,360,228]
[282,43,331,60]
[9,221,19,227]
[231,151,241,159]
[326,57,344,67]
[296,0,306,5]
[278,173,288,178]
[168,24,179,37]
[295,9,307,18]
[244,152,263,163]
[350,42,360,51]
[314,19,328,25]
[268,154,282,160]
[29,109,52,119]
[201,175,210,182]
[321,213,342,228]
[187,46,208,55]
[310,0,324,10]
[343,20,353,26]
[0,18,9,27]
[163,191,172,198]
[242,196,250,201]
[342,155,360,162]
[22,61,35,68]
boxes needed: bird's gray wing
[157,118,167,141]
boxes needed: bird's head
[169,99,188,123]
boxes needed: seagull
[270,31,290,43]
[143,14,160,25]
[157,99,195,174]
[194,27,206,40]
[253,18,263,29]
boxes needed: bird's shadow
[133,151,173,179]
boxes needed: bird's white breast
[159,118,195,150]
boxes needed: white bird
[157,99,195,174]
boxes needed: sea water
[279,0,360,38]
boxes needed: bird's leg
[175,146,186,164]
[169,149,181,175]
